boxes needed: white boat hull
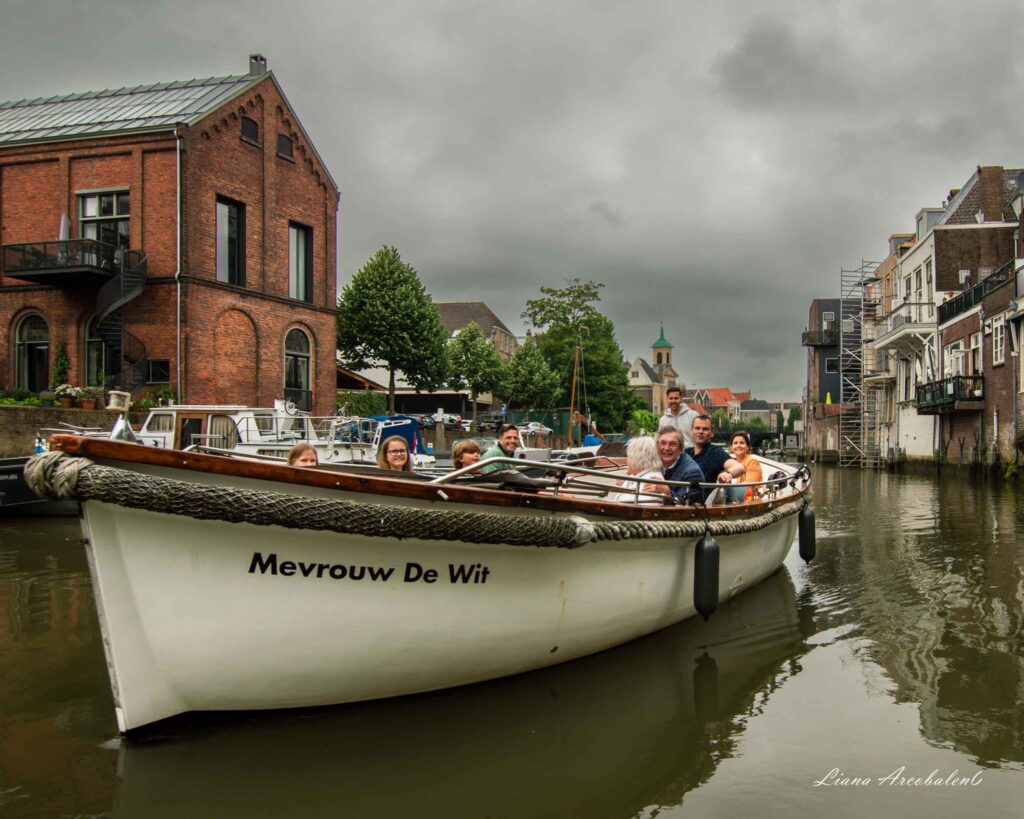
[82,496,796,732]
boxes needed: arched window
[15,314,49,392]
[656,352,662,365]
[284,328,311,412]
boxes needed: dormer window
[276,133,293,160]
[241,116,259,144]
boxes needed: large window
[216,197,245,286]
[79,190,129,251]
[284,328,311,411]
[15,314,49,392]
[992,315,1005,365]
[288,223,313,302]
[825,358,838,374]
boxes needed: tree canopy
[447,321,502,420]
[336,246,448,413]
[499,340,560,413]
[522,278,641,432]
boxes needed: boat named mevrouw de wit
[25,434,815,734]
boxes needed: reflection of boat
[113,569,809,819]
[27,435,811,733]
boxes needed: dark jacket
[662,454,704,502]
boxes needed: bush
[337,390,387,417]
[51,342,70,389]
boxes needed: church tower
[652,322,673,375]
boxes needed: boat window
[145,413,173,432]
[208,414,240,449]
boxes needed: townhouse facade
[808,165,1024,468]
[1,55,340,416]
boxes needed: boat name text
[247,551,490,584]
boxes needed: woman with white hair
[606,436,669,503]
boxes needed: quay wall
[0,407,144,456]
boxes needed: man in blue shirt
[685,415,745,499]
[656,427,704,503]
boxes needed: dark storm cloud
[2,0,1023,402]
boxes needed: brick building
[0,54,339,415]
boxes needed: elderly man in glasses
[480,424,520,474]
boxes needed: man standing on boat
[480,424,520,474]
[686,415,745,496]
[656,428,704,502]
[659,387,698,447]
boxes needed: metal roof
[0,74,263,145]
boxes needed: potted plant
[39,389,56,407]
[80,388,100,411]
[55,383,83,408]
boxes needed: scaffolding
[838,260,880,468]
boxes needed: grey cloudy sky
[3,0,1023,401]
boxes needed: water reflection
[809,466,1024,768]
[113,570,808,819]
[0,518,116,817]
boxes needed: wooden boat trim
[48,434,801,521]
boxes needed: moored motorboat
[25,434,814,733]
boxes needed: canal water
[0,466,1021,818]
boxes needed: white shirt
[606,468,664,504]
[659,406,698,447]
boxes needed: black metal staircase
[95,248,148,392]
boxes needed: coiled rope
[24,451,807,550]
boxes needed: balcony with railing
[937,264,1013,325]
[801,328,839,346]
[914,375,984,415]
[1,239,143,287]
[872,301,935,353]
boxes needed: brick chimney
[977,166,1005,222]
[249,54,268,76]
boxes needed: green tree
[522,278,639,431]
[629,408,659,435]
[51,341,70,389]
[337,389,387,417]
[336,246,448,413]
[447,322,502,422]
[499,340,560,415]
[747,415,766,431]
[776,410,785,433]
[786,405,801,434]
[711,408,730,430]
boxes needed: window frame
[288,222,313,302]
[992,315,1005,366]
[283,328,312,412]
[215,196,246,287]
[78,189,130,250]
[240,116,259,145]
[276,133,294,161]
[825,357,838,374]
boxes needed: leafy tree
[522,278,639,431]
[51,341,70,388]
[629,408,659,435]
[776,410,785,433]
[786,405,801,434]
[447,322,502,422]
[337,246,448,413]
[499,340,560,415]
[337,389,387,417]
[747,416,766,431]
[711,408,730,430]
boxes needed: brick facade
[0,71,340,415]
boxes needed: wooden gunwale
[48,434,795,521]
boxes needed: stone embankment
[0,407,145,457]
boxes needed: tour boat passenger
[656,427,704,503]
[377,435,414,472]
[606,436,668,503]
[727,430,763,503]
[286,443,318,468]
[452,439,482,471]
[685,415,745,500]
[479,424,519,474]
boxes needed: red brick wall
[934,227,1016,291]
[1,74,340,416]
